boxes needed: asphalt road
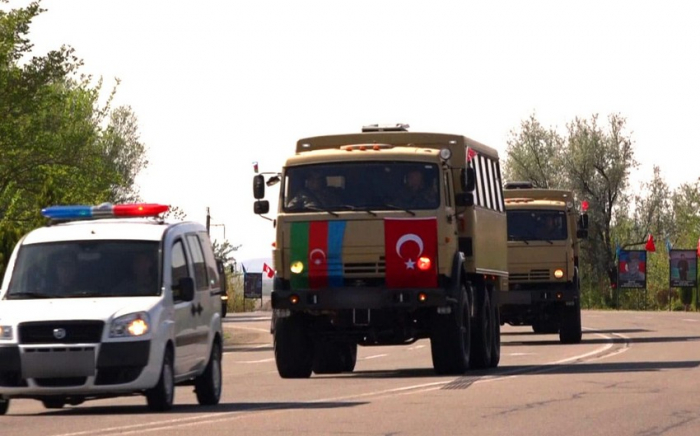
[2,310,700,436]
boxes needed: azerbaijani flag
[290,221,346,289]
[384,217,438,288]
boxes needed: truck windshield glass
[283,162,440,212]
[5,241,160,299]
[507,210,568,241]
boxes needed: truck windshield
[507,210,568,242]
[282,162,440,212]
[5,241,160,299]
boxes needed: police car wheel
[195,341,222,405]
[0,398,9,415]
[146,348,175,411]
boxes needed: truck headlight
[109,312,150,338]
[554,269,564,279]
[290,261,304,274]
[0,326,13,341]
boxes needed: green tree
[0,1,149,273]
[503,113,566,188]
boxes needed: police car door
[170,238,197,374]
[185,234,214,369]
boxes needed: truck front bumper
[272,287,449,311]
[499,288,578,306]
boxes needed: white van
[0,203,223,414]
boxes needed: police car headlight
[109,312,150,338]
[0,326,13,341]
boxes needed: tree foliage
[0,1,148,273]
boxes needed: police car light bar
[41,203,170,220]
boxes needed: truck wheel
[195,341,222,405]
[489,302,501,368]
[430,286,471,375]
[559,301,582,344]
[313,341,345,375]
[470,285,494,369]
[342,342,358,372]
[0,398,9,415]
[146,347,175,411]
[274,314,313,378]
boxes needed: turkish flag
[384,217,438,288]
[263,263,275,279]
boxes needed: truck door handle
[190,303,203,316]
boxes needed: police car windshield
[5,241,160,299]
[507,210,568,242]
[282,162,440,213]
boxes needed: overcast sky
[10,0,700,265]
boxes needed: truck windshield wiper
[302,205,339,217]
[337,205,378,216]
[508,235,530,245]
[382,203,416,216]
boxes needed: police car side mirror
[176,277,195,302]
[253,175,265,199]
[254,200,270,215]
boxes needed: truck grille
[343,260,385,275]
[510,269,550,282]
[19,321,104,344]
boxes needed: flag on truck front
[290,221,346,289]
[263,262,274,279]
[384,217,438,288]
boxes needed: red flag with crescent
[384,217,438,288]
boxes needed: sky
[8,0,700,267]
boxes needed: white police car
[0,203,223,413]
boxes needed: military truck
[253,124,508,378]
[500,182,589,344]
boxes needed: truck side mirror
[455,192,474,207]
[254,200,270,215]
[253,174,265,199]
[461,167,476,192]
[578,213,589,230]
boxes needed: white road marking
[235,358,275,364]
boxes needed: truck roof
[504,188,575,209]
[294,131,500,161]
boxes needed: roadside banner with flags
[384,217,438,288]
[290,221,346,289]
[263,262,275,279]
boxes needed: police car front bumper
[0,340,159,398]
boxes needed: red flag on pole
[697,237,700,256]
[262,262,274,279]
[384,217,438,288]
[645,234,656,252]
[466,147,477,162]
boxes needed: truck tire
[41,398,65,409]
[430,286,471,375]
[274,314,313,378]
[489,302,501,368]
[195,341,222,405]
[470,285,494,369]
[342,343,358,372]
[313,341,346,374]
[559,301,582,344]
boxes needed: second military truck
[500,182,589,344]
[254,124,508,377]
